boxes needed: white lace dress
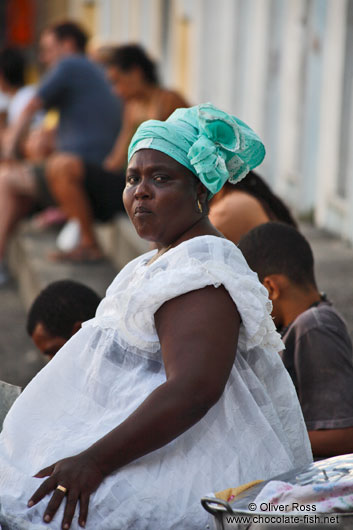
[0,236,312,530]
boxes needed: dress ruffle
[93,235,284,355]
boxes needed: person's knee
[0,168,11,195]
[0,164,35,196]
[46,154,83,185]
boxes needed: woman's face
[123,149,201,247]
[106,65,144,100]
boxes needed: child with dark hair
[209,171,297,243]
[27,280,101,359]
[238,222,353,458]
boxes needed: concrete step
[95,214,149,271]
[8,223,116,310]
[8,215,149,310]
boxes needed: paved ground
[0,279,45,388]
[301,223,353,340]
[0,222,352,388]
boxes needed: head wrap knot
[128,103,265,196]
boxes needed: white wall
[91,0,353,243]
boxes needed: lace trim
[92,236,283,356]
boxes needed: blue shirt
[37,55,122,164]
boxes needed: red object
[6,0,35,46]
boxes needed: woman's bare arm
[28,285,240,528]
[88,285,240,472]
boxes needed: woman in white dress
[0,103,312,530]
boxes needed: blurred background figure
[27,279,101,359]
[0,47,40,127]
[209,171,297,244]
[0,89,8,132]
[46,44,189,263]
[0,20,122,282]
[104,44,189,172]
[0,46,49,163]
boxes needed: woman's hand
[28,453,104,529]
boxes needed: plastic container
[201,454,353,529]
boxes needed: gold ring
[56,485,67,494]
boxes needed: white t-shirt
[0,90,9,112]
[7,85,43,126]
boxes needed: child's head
[238,222,318,326]
[27,280,101,359]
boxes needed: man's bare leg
[46,153,103,261]
[0,163,36,259]
[0,163,35,284]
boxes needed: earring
[197,199,203,214]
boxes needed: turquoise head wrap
[128,103,265,196]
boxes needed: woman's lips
[134,206,152,216]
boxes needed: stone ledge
[8,215,149,310]
[95,214,149,270]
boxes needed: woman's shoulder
[209,192,270,244]
[163,235,248,272]
[159,87,188,101]
[210,190,270,223]
[155,88,189,120]
[146,235,282,353]
[176,234,236,254]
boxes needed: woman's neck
[156,217,223,251]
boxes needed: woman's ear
[196,182,208,205]
[262,275,282,301]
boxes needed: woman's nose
[134,178,152,199]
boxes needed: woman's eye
[126,175,139,185]
[154,174,169,183]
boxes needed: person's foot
[0,262,10,286]
[32,207,67,230]
[48,245,104,264]
[56,220,81,252]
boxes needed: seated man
[27,280,101,359]
[238,222,353,458]
[0,47,54,285]
[0,21,122,282]
[45,44,189,263]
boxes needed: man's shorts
[33,164,56,208]
[33,161,126,222]
[84,163,126,222]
